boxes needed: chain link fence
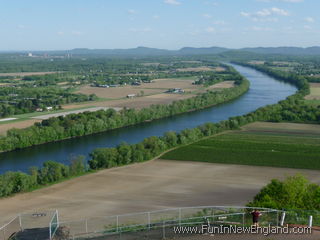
[57,206,279,239]
[0,210,57,240]
[1,207,319,240]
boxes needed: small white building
[127,94,136,98]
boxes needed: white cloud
[129,27,152,33]
[241,7,289,21]
[240,12,250,17]
[153,15,160,19]
[212,20,226,25]
[256,0,303,2]
[57,31,64,36]
[205,26,215,33]
[127,9,137,14]
[270,7,289,16]
[71,30,84,36]
[202,13,212,19]
[305,17,315,23]
[250,26,274,31]
[164,0,181,5]
[204,1,219,6]
[304,25,312,30]
[281,0,303,2]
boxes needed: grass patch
[162,131,320,170]
[304,99,320,106]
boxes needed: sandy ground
[207,81,235,90]
[0,160,319,225]
[176,67,214,72]
[305,83,320,100]
[31,107,122,120]
[0,72,59,77]
[76,78,198,100]
[0,119,40,136]
[77,85,162,99]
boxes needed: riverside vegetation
[0,67,248,152]
[0,61,319,199]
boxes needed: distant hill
[68,46,320,56]
[242,47,320,55]
[10,46,320,56]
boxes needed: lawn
[161,123,320,170]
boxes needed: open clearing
[65,78,231,110]
[0,119,40,136]
[31,107,121,120]
[76,78,198,99]
[305,83,320,100]
[0,159,319,225]
[176,67,214,72]
[162,122,320,169]
[0,72,59,77]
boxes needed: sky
[0,0,319,50]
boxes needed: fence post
[85,219,88,233]
[276,211,279,226]
[179,208,182,226]
[49,222,52,240]
[242,213,245,227]
[19,215,22,231]
[280,212,286,227]
[148,212,151,230]
[3,227,5,240]
[162,221,165,239]
[116,216,119,233]
[309,216,313,228]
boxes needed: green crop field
[161,127,320,170]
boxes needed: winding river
[0,64,297,173]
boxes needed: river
[0,64,297,173]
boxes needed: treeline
[0,156,86,197]
[233,61,310,96]
[0,73,249,152]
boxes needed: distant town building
[127,94,136,98]
[165,88,185,94]
[28,53,33,57]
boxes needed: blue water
[0,64,297,173]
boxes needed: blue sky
[0,0,319,50]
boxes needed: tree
[248,175,320,210]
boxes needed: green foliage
[161,133,320,170]
[248,175,320,210]
[0,71,249,152]
[0,156,87,197]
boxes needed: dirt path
[0,160,319,225]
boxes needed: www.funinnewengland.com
[173,224,312,236]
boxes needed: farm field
[161,122,320,170]
[305,83,320,101]
[0,78,234,134]
[0,159,319,225]
[0,71,59,77]
[71,77,233,110]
